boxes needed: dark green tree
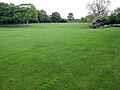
[38,9,51,23]
[51,12,62,23]
[67,13,74,20]
[115,7,120,24]
[108,7,120,24]
[18,4,38,25]
[0,2,12,24]
[0,2,38,25]
[80,17,86,22]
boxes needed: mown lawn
[0,23,120,90]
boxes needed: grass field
[0,23,120,90]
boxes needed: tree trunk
[26,21,28,26]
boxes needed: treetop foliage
[87,0,111,17]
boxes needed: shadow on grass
[102,24,120,29]
[0,24,34,28]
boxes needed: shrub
[91,17,104,28]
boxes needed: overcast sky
[1,0,120,19]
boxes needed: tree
[115,7,120,24]
[6,3,15,24]
[13,5,25,24]
[0,2,14,24]
[51,12,62,23]
[87,0,111,17]
[85,14,96,22]
[67,13,74,20]
[18,4,38,26]
[108,7,120,24]
[0,2,38,25]
[38,9,50,23]
[80,17,86,22]
[108,13,117,24]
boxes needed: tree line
[0,2,87,25]
[0,3,38,25]
[0,1,119,27]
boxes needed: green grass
[0,23,120,90]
